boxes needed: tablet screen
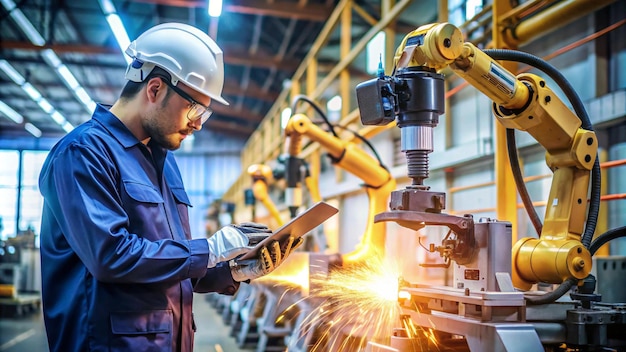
[238,201,338,260]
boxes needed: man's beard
[144,106,191,151]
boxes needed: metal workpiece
[387,186,446,213]
[565,303,626,348]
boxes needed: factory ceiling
[0,0,437,144]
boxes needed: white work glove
[206,222,272,268]
[230,235,304,282]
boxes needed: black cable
[506,128,542,236]
[330,124,388,171]
[524,278,577,305]
[290,95,339,138]
[590,226,626,256]
[483,49,600,250]
[483,49,600,305]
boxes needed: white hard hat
[124,22,229,105]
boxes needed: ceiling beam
[204,118,255,137]
[0,40,301,71]
[131,0,332,21]
[211,104,264,123]
[221,83,278,102]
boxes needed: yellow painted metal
[393,19,598,287]
[492,0,519,246]
[505,0,618,46]
[224,0,412,210]
[340,5,351,120]
[0,284,16,298]
[312,0,412,98]
[305,149,322,204]
[248,164,284,226]
[284,113,396,262]
[512,237,592,290]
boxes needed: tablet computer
[238,201,338,260]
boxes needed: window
[449,0,483,26]
[0,150,19,239]
[20,151,48,238]
[0,150,48,242]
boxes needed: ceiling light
[24,122,42,138]
[106,15,132,64]
[37,98,54,114]
[50,111,66,125]
[208,0,223,17]
[98,0,116,15]
[0,0,46,46]
[98,0,132,64]
[41,49,62,68]
[0,59,26,85]
[57,64,80,89]
[0,100,24,124]
[61,121,74,133]
[75,87,97,112]
[2,0,96,124]
[22,83,43,101]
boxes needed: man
[38,22,301,351]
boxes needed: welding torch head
[356,67,444,185]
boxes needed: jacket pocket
[171,186,192,237]
[124,181,164,204]
[110,310,172,352]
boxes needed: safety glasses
[156,76,213,124]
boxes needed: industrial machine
[284,95,397,263]
[355,22,626,351]
[247,163,285,227]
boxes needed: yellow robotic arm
[363,22,596,289]
[247,164,284,227]
[284,113,396,263]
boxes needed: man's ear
[145,77,162,103]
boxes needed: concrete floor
[0,293,255,352]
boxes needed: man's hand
[230,236,304,282]
[206,222,272,268]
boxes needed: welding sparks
[284,255,433,351]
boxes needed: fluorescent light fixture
[0,100,24,124]
[97,0,132,66]
[0,0,16,10]
[57,64,80,89]
[62,121,74,133]
[208,0,223,17]
[50,111,66,125]
[106,15,132,64]
[0,59,26,85]
[0,0,46,46]
[281,107,292,129]
[24,122,42,138]
[22,83,42,101]
[37,98,54,114]
[98,0,116,15]
[41,49,62,68]
[74,87,97,112]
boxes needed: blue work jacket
[39,104,239,352]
